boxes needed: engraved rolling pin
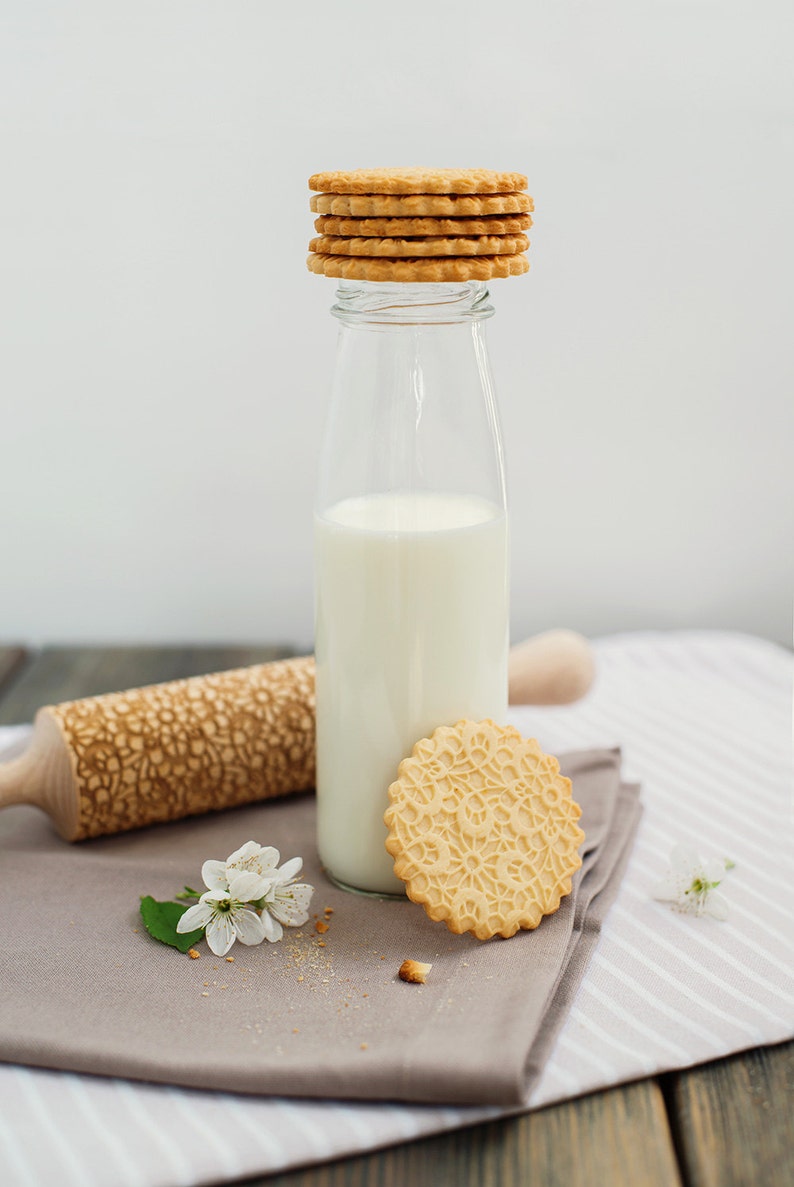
[0,657,317,841]
[0,632,593,841]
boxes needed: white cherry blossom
[176,842,315,951]
[652,845,733,920]
[177,869,270,956]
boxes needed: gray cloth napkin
[0,749,640,1106]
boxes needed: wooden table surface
[0,645,791,1187]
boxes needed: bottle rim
[331,279,495,325]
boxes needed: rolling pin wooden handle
[0,710,77,837]
[0,753,29,809]
[509,630,595,705]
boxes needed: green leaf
[140,896,205,953]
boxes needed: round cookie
[309,234,529,258]
[310,192,533,217]
[314,213,533,238]
[384,720,585,940]
[309,167,527,195]
[305,253,529,282]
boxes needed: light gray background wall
[1,1,791,648]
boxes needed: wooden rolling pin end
[0,709,79,839]
[508,629,596,705]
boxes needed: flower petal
[201,860,229,893]
[205,913,236,956]
[176,901,214,932]
[251,845,281,873]
[232,908,267,947]
[228,869,269,902]
[275,856,303,884]
[225,840,261,866]
[703,857,728,884]
[260,910,283,943]
[669,845,700,875]
[226,842,280,878]
[651,878,678,903]
[705,891,730,921]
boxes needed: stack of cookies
[307,168,532,282]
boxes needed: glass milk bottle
[314,280,509,895]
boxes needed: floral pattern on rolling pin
[49,657,316,840]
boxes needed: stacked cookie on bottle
[307,167,532,282]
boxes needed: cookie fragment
[398,960,432,984]
[384,720,584,941]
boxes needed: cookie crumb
[315,920,329,934]
[201,991,209,997]
[187,949,200,960]
[399,959,432,984]
[360,1042,368,1051]
[225,956,235,963]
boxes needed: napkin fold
[0,748,639,1106]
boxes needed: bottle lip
[331,279,495,324]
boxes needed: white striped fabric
[0,631,791,1187]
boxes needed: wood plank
[0,644,298,723]
[0,647,28,702]
[246,1081,682,1187]
[664,1040,794,1187]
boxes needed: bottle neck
[318,279,505,516]
[330,280,495,326]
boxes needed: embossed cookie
[309,168,527,195]
[314,214,533,238]
[306,254,529,282]
[384,720,584,940]
[310,193,533,217]
[309,234,529,258]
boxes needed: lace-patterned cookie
[384,720,584,940]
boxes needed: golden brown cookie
[305,253,529,282]
[384,720,584,940]
[309,234,529,258]
[309,168,527,195]
[314,213,533,238]
[310,192,534,217]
